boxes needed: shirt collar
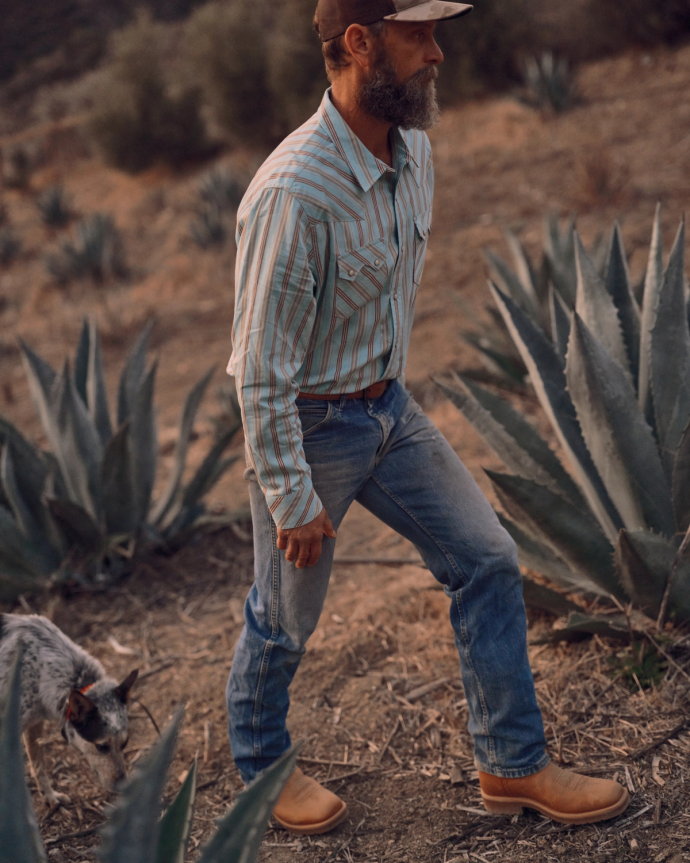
[319,89,419,193]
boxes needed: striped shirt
[227,89,433,529]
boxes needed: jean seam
[476,753,551,779]
[370,474,496,769]
[251,512,281,764]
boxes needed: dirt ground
[1,40,690,863]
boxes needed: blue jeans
[226,380,548,783]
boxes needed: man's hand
[276,509,337,569]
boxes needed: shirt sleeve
[229,187,323,530]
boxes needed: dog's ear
[114,669,139,704]
[68,690,97,724]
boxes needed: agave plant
[46,213,128,286]
[0,649,298,863]
[190,203,227,249]
[520,52,578,115]
[0,320,241,598]
[440,207,690,632]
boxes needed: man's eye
[96,743,111,754]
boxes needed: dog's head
[63,670,138,788]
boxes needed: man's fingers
[285,535,300,562]
[323,513,337,538]
[276,531,288,551]
[307,539,323,568]
[295,541,312,569]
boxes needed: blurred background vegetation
[1,0,689,172]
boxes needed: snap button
[374,259,381,266]
[348,269,355,277]
[394,293,398,300]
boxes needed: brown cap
[315,0,473,42]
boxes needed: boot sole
[274,802,349,835]
[481,788,630,825]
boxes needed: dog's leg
[24,722,70,809]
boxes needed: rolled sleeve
[229,187,323,530]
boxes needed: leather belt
[297,380,389,401]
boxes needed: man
[226,0,630,835]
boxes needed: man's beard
[356,54,440,131]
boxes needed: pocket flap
[337,239,388,282]
[414,209,432,240]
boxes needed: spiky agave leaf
[0,504,59,590]
[485,249,540,322]
[543,213,577,305]
[489,282,623,542]
[117,320,154,426]
[150,365,216,526]
[197,744,300,863]
[486,470,626,600]
[521,578,581,616]
[672,419,690,533]
[45,498,103,554]
[650,219,690,477]
[74,319,90,407]
[155,757,197,863]
[0,420,51,539]
[548,285,570,364]
[533,612,631,644]
[100,420,137,535]
[436,374,584,506]
[565,314,675,537]
[98,709,184,863]
[18,340,60,457]
[605,223,640,385]
[638,203,664,427]
[504,228,545,310]
[87,319,113,447]
[574,232,631,381]
[129,361,158,527]
[0,649,47,863]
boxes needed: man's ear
[67,690,97,724]
[114,669,139,704]
[343,23,380,71]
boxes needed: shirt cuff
[267,484,324,530]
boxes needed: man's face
[356,21,443,130]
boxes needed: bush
[36,185,72,227]
[88,11,209,173]
[46,213,127,286]
[0,321,242,598]
[519,53,578,115]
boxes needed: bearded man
[226,0,630,836]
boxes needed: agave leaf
[606,223,640,386]
[496,513,596,593]
[155,758,197,863]
[0,504,57,581]
[650,219,690,476]
[672,419,690,532]
[489,282,623,542]
[533,612,632,644]
[18,339,60,455]
[460,333,527,384]
[485,249,540,321]
[438,375,584,507]
[150,366,215,526]
[574,231,631,380]
[565,314,675,537]
[543,214,576,305]
[53,362,103,522]
[87,319,113,447]
[74,319,90,407]
[0,418,49,530]
[521,577,581,616]
[548,285,571,364]
[99,709,184,863]
[486,470,625,600]
[638,203,664,427]
[129,362,158,526]
[0,650,47,863]
[45,498,103,554]
[117,320,154,426]
[504,228,542,313]
[100,420,137,535]
[198,744,300,863]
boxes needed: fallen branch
[379,714,402,763]
[45,825,100,846]
[628,719,690,760]
[405,677,450,703]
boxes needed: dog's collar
[65,682,96,722]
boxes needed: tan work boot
[479,763,630,825]
[273,767,348,835]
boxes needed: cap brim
[383,0,473,23]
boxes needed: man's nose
[426,38,444,65]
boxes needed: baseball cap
[315,0,473,42]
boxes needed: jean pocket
[298,400,333,437]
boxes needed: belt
[297,380,389,401]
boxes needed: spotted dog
[0,613,137,808]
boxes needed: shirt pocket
[334,239,390,320]
[413,209,431,285]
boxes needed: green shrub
[191,167,248,249]
[0,650,298,863]
[46,213,127,286]
[88,11,209,173]
[0,320,242,599]
[439,208,690,635]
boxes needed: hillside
[1,40,690,863]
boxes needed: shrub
[191,167,247,249]
[0,320,242,599]
[46,213,127,286]
[439,208,690,635]
[88,11,209,173]
[0,650,298,862]
[519,53,578,115]
[36,185,72,227]
[0,229,21,267]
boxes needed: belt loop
[339,393,348,410]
